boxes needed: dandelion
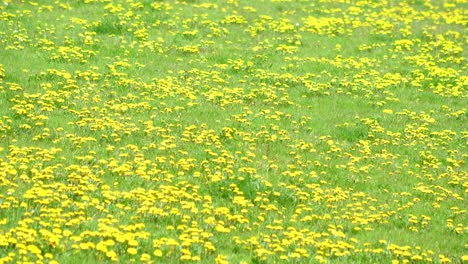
[127,247,138,255]
[154,249,163,257]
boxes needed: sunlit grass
[0,0,466,263]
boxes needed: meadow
[0,0,467,263]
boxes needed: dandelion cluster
[0,0,466,263]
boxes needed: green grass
[0,0,467,263]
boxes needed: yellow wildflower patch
[0,0,466,263]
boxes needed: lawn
[0,0,466,263]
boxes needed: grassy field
[0,0,467,263]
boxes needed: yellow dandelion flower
[127,247,138,255]
[154,249,163,257]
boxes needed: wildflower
[154,249,163,257]
[127,247,138,255]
